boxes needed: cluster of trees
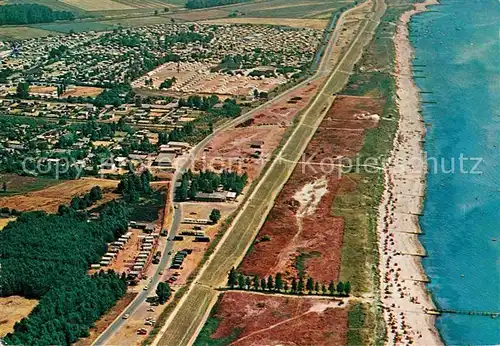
[185,0,248,9]
[16,82,30,98]
[124,51,180,82]
[248,69,275,78]
[156,282,172,304]
[58,186,103,214]
[210,98,241,118]
[218,54,245,70]
[159,77,176,89]
[164,122,194,143]
[164,31,214,47]
[0,207,21,217]
[93,84,132,108]
[253,89,268,99]
[49,45,69,59]
[0,201,129,298]
[177,169,247,201]
[227,269,352,296]
[0,68,13,83]
[56,84,68,97]
[0,4,74,25]
[209,208,221,224]
[3,270,127,345]
[178,94,220,111]
[117,171,153,202]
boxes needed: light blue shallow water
[410,0,500,344]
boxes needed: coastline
[377,0,443,345]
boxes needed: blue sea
[410,0,500,344]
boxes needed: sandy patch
[0,296,38,337]
[293,177,328,218]
[0,217,15,231]
[62,86,104,98]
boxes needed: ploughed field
[196,292,348,345]
[239,95,385,283]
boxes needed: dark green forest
[1,201,128,297]
[3,271,127,345]
[0,4,74,25]
[0,201,129,345]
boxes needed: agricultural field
[32,21,117,33]
[60,0,134,11]
[195,292,348,345]
[6,0,86,14]
[0,177,119,213]
[0,174,60,196]
[230,0,349,18]
[0,296,38,337]
[97,15,175,28]
[166,0,353,22]
[0,26,57,41]
[200,17,329,30]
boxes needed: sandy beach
[377,0,443,345]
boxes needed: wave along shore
[377,0,443,344]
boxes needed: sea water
[410,0,500,344]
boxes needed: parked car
[123,314,130,319]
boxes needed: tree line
[227,268,352,297]
[0,4,74,25]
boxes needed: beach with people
[377,0,443,344]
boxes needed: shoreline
[377,0,443,345]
